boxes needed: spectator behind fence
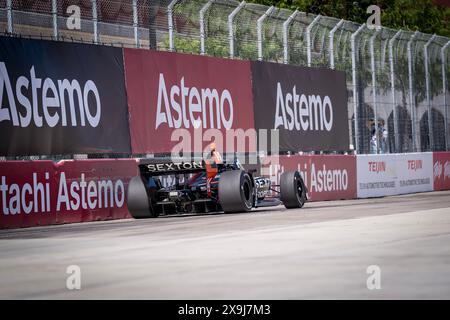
[380,123,388,153]
[370,123,377,154]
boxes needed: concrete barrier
[2,152,450,229]
[357,153,433,198]
[0,159,137,229]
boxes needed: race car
[127,152,308,218]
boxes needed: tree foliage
[247,0,450,37]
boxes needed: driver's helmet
[208,142,223,164]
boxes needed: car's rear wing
[138,159,206,176]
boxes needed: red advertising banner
[0,159,137,229]
[262,154,357,201]
[0,161,58,229]
[433,152,450,191]
[53,159,137,224]
[123,49,256,154]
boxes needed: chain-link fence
[2,0,450,154]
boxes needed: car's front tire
[280,171,307,209]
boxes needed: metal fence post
[52,0,58,39]
[282,9,298,64]
[351,24,365,154]
[442,40,450,151]
[6,0,12,33]
[407,31,419,151]
[168,0,179,52]
[132,0,138,47]
[389,30,402,152]
[306,15,321,67]
[424,34,437,150]
[257,6,274,61]
[92,0,98,44]
[200,0,214,55]
[329,19,344,69]
[228,1,245,59]
[370,29,380,153]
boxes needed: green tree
[247,0,450,37]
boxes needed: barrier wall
[262,155,357,201]
[123,48,256,154]
[433,152,450,191]
[356,153,433,198]
[0,36,131,156]
[1,152,450,229]
[0,160,57,228]
[1,36,350,156]
[0,159,137,229]
[251,62,349,152]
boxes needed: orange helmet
[208,142,222,164]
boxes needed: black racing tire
[219,170,254,213]
[280,171,307,209]
[127,176,159,218]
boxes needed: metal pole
[148,0,161,49]
[168,0,178,52]
[442,40,450,151]
[92,0,98,44]
[132,0,138,47]
[228,1,246,59]
[389,30,402,152]
[351,23,365,154]
[52,0,58,39]
[6,0,12,33]
[200,0,214,55]
[407,31,419,151]
[370,29,380,153]
[306,15,321,67]
[257,6,274,61]
[282,9,298,64]
[424,34,437,151]
[329,19,344,69]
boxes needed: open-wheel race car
[127,152,308,218]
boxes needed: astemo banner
[1,36,353,156]
[124,49,256,155]
[0,36,131,156]
[251,61,349,152]
[357,153,433,198]
[262,154,357,201]
[0,159,137,229]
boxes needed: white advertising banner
[357,153,433,198]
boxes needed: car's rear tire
[219,170,254,213]
[127,176,159,218]
[280,171,307,209]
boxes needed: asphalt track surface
[1,190,450,299]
